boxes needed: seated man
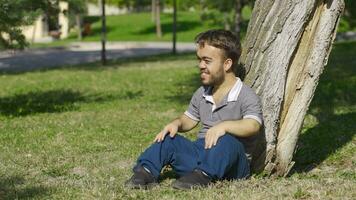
[126,29,263,190]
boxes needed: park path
[0,42,195,72]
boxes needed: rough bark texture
[240,0,344,176]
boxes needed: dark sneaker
[172,169,212,190]
[125,165,158,189]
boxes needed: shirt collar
[227,77,243,102]
[202,77,243,104]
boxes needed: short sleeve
[184,87,202,122]
[241,87,263,125]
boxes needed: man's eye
[205,60,211,64]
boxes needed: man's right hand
[153,122,179,143]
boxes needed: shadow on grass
[0,176,51,199]
[0,89,143,117]
[89,25,115,38]
[83,16,100,24]
[292,41,356,173]
[293,112,355,173]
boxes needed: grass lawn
[30,11,223,48]
[80,12,223,42]
[0,41,355,199]
[30,10,251,48]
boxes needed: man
[125,29,263,190]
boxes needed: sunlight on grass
[0,41,355,198]
[31,11,223,48]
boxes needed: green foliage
[341,0,356,32]
[66,0,87,14]
[0,0,89,49]
[0,0,47,49]
[199,0,254,33]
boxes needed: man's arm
[154,114,199,142]
[204,119,261,149]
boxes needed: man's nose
[198,61,205,69]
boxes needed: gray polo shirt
[184,77,263,161]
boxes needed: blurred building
[87,2,128,16]
[20,1,69,43]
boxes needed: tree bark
[155,0,162,38]
[172,0,177,54]
[151,0,155,22]
[76,14,82,41]
[240,0,345,176]
[101,0,106,65]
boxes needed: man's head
[195,29,241,86]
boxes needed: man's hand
[153,122,179,143]
[205,124,226,149]
[204,119,261,148]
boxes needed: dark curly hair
[195,29,242,76]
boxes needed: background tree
[151,0,155,22]
[165,0,200,11]
[154,0,162,38]
[239,0,345,176]
[66,0,87,40]
[200,0,254,39]
[0,0,50,49]
[0,0,87,48]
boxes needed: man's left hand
[205,123,226,149]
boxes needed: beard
[200,69,225,86]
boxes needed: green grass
[0,41,355,199]
[81,12,222,42]
[30,11,224,48]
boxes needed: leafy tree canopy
[0,0,51,49]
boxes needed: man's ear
[224,58,233,72]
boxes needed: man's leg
[172,134,249,189]
[197,134,250,179]
[134,134,199,179]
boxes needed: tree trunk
[155,0,162,38]
[76,14,82,41]
[151,0,155,22]
[172,0,177,54]
[223,12,231,31]
[101,0,106,65]
[240,0,345,176]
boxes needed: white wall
[87,3,128,16]
[59,1,69,39]
[21,15,49,43]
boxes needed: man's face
[196,43,226,86]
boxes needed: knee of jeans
[161,134,182,146]
[217,134,242,149]
[218,134,235,144]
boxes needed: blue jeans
[134,134,250,180]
